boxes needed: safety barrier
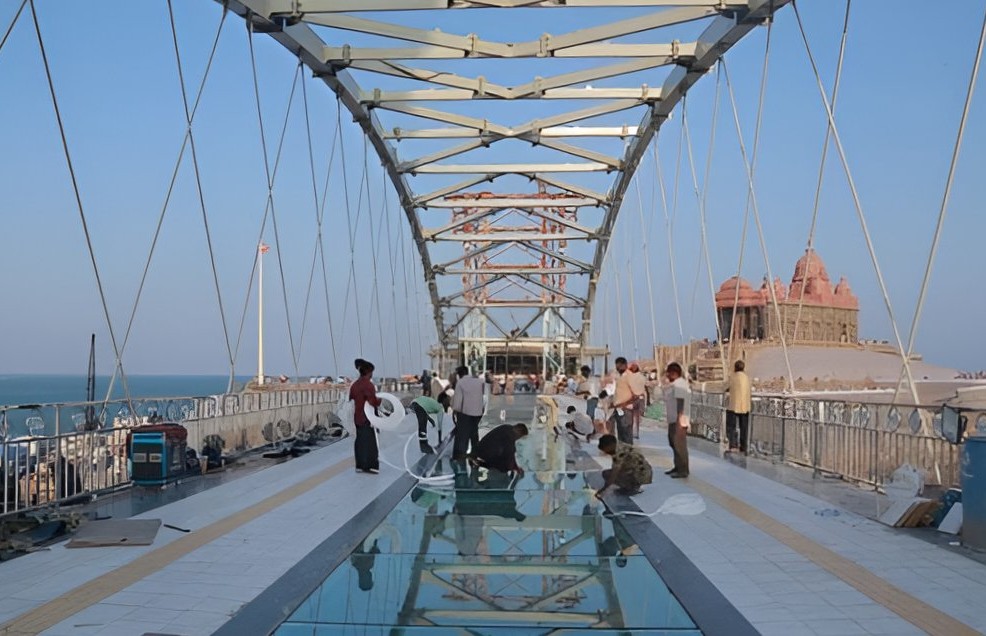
[688,391,982,488]
[0,385,347,516]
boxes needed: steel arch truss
[221,0,789,351]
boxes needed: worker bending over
[472,423,529,474]
[596,434,653,497]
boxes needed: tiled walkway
[0,437,409,635]
[0,404,982,635]
[632,425,985,635]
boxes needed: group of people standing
[348,355,752,501]
[349,360,528,477]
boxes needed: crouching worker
[564,405,596,442]
[596,434,652,497]
[472,423,529,474]
[409,393,450,454]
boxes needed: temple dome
[715,276,763,308]
[792,248,831,283]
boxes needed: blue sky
[0,1,983,377]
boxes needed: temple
[715,249,859,344]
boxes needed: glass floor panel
[278,628,700,636]
[276,396,698,634]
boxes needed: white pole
[258,243,266,386]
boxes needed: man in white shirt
[451,366,486,461]
[662,362,691,478]
[576,365,601,417]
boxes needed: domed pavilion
[714,249,859,344]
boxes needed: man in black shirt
[472,423,529,474]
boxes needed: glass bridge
[275,396,701,635]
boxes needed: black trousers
[726,411,750,452]
[411,402,430,440]
[354,424,379,471]
[611,410,633,445]
[453,412,481,459]
[669,421,689,475]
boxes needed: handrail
[688,390,983,489]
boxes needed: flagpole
[258,243,267,386]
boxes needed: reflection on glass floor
[277,396,699,635]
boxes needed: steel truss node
[220,0,790,352]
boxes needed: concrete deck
[0,403,982,635]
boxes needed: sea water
[0,374,241,437]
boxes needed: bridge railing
[0,385,347,517]
[689,391,979,489]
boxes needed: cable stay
[0,0,27,58]
[722,57,796,394]
[363,137,389,367]
[108,2,229,397]
[297,69,341,376]
[893,1,986,402]
[231,56,304,378]
[28,0,137,418]
[681,82,728,379]
[662,122,686,344]
[792,0,918,403]
[247,31,301,380]
[633,162,659,350]
[725,15,772,369]
[338,102,366,354]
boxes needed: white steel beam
[220,0,789,349]
[408,162,612,174]
[425,197,600,209]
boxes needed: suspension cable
[231,51,304,373]
[792,0,918,403]
[247,33,300,380]
[338,103,365,352]
[634,162,659,349]
[297,68,341,374]
[381,165,407,375]
[623,209,641,359]
[363,139,388,366]
[407,204,426,364]
[726,15,772,365]
[792,0,852,343]
[29,0,136,416]
[106,3,229,397]
[0,0,26,56]
[682,78,728,378]
[722,59,796,393]
[895,1,986,401]
[395,191,416,367]
[661,123,686,342]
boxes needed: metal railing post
[54,405,62,501]
[814,402,824,478]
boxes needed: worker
[472,423,529,474]
[564,405,595,441]
[349,358,382,473]
[596,434,653,496]
[409,392,450,454]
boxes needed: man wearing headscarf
[349,359,382,473]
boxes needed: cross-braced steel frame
[220,0,790,352]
